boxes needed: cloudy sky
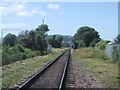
[0,1,118,40]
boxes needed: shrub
[2,44,47,66]
[2,46,21,65]
[96,40,110,50]
[19,52,26,60]
[16,44,25,52]
[24,48,36,58]
[2,45,37,65]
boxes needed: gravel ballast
[29,51,69,89]
[71,50,106,88]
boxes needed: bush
[2,45,41,66]
[96,40,110,50]
[16,44,25,52]
[24,48,35,58]
[20,52,26,60]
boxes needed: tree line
[3,24,120,65]
[3,24,49,54]
[2,24,64,65]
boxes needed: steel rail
[58,49,70,90]
[16,49,68,90]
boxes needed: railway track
[13,49,74,90]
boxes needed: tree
[73,26,101,48]
[48,35,63,48]
[17,30,29,48]
[17,30,36,50]
[3,33,16,47]
[35,24,49,54]
[28,30,35,50]
[114,34,120,44]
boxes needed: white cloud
[47,3,60,10]
[17,9,49,16]
[15,4,25,10]
[0,2,49,17]
[16,11,30,16]
[0,3,25,16]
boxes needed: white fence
[105,44,120,60]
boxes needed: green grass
[73,48,119,88]
[75,47,108,60]
[2,48,65,89]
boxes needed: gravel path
[71,50,106,88]
[29,51,69,89]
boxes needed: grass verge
[73,48,118,88]
[2,48,65,89]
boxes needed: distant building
[47,45,52,52]
[105,42,113,59]
[105,42,120,60]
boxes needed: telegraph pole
[1,29,3,45]
[42,19,44,24]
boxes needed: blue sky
[0,2,118,40]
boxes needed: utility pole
[1,29,3,40]
[42,19,44,24]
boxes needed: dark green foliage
[3,33,16,47]
[114,34,120,44]
[24,48,37,58]
[35,24,49,54]
[2,45,20,65]
[74,42,78,49]
[18,30,36,50]
[38,24,49,33]
[2,45,39,65]
[73,26,101,48]
[28,30,35,50]
[16,24,49,54]
[62,42,69,47]
[20,53,26,60]
[35,34,44,54]
[48,35,63,48]
[17,30,29,48]
[47,35,72,47]
[16,44,25,52]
